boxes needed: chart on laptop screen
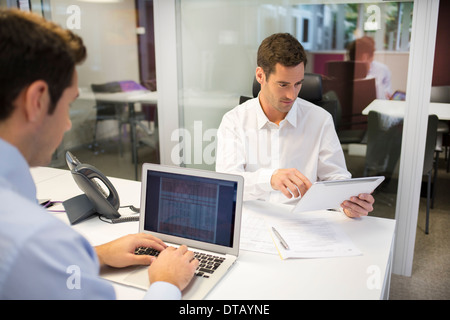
[143,170,238,247]
[158,177,218,242]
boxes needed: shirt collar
[284,101,298,127]
[255,97,269,129]
[255,96,298,129]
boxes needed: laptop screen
[143,170,238,248]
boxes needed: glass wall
[1,0,159,180]
[1,1,414,218]
[176,0,413,220]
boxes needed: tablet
[291,176,385,213]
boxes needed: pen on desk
[272,227,290,250]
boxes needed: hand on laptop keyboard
[135,246,225,278]
[142,245,198,291]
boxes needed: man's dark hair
[257,33,307,78]
[0,9,87,121]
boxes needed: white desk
[78,88,158,105]
[363,99,450,120]
[32,167,396,300]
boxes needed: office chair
[423,114,439,234]
[297,72,338,128]
[363,111,403,187]
[90,82,128,155]
[430,85,450,172]
[324,61,376,130]
[239,73,339,128]
[364,111,439,234]
[322,61,377,145]
[325,61,369,82]
[132,105,159,180]
[126,79,160,180]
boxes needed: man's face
[257,62,304,121]
[32,71,78,166]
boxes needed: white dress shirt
[368,61,392,100]
[216,97,351,204]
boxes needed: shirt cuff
[143,281,182,300]
[257,168,275,192]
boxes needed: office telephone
[63,151,124,224]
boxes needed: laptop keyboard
[134,247,225,278]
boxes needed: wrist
[94,245,107,266]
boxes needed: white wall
[375,52,409,93]
[51,0,140,87]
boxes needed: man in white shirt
[348,36,392,100]
[0,9,197,300]
[216,33,374,218]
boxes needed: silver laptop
[101,163,244,300]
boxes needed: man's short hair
[257,33,307,78]
[0,9,87,121]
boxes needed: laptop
[101,163,244,300]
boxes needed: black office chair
[239,73,339,128]
[91,82,149,174]
[430,85,450,172]
[132,114,159,180]
[90,82,128,155]
[363,111,403,183]
[423,114,439,234]
[322,60,376,144]
[364,111,439,234]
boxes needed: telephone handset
[63,151,121,224]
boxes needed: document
[240,209,278,255]
[240,201,361,259]
[267,212,362,259]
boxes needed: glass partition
[0,0,159,180]
[0,0,414,217]
[176,0,413,219]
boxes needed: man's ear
[255,67,266,85]
[24,80,50,123]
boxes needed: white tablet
[291,176,385,213]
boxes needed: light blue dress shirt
[0,138,180,299]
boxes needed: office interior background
[1,0,448,299]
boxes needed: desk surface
[363,99,450,120]
[31,167,396,300]
[77,88,158,104]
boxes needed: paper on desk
[240,209,278,255]
[267,213,362,259]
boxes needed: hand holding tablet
[291,176,385,215]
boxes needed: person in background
[0,8,198,300]
[216,33,375,218]
[348,36,393,100]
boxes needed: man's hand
[270,168,312,199]
[148,245,199,291]
[341,193,375,218]
[95,233,167,268]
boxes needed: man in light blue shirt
[0,9,198,300]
